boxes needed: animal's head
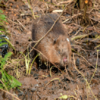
[49,35,71,67]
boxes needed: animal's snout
[63,57,67,63]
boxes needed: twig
[0,80,8,91]
[71,34,89,41]
[7,18,29,32]
[17,20,29,32]
[90,19,100,34]
[73,27,82,36]
[31,47,62,72]
[76,53,95,68]
[73,54,98,100]
[89,50,99,84]
[45,78,60,87]
[0,88,21,100]
[33,12,63,48]
[57,0,73,5]
[28,2,72,56]
[63,13,82,24]
[22,0,36,19]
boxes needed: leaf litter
[0,0,100,100]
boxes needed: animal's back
[32,13,67,41]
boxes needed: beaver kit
[31,13,71,68]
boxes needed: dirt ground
[0,0,100,100]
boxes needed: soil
[0,0,100,100]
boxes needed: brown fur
[31,13,71,67]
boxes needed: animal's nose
[63,57,67,63]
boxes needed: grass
[21,52,40,75]
[0,9,21,90]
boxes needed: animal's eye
[58,50,60,54]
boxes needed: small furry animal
[31,13,71,68]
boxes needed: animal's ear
[66,38,70,42]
